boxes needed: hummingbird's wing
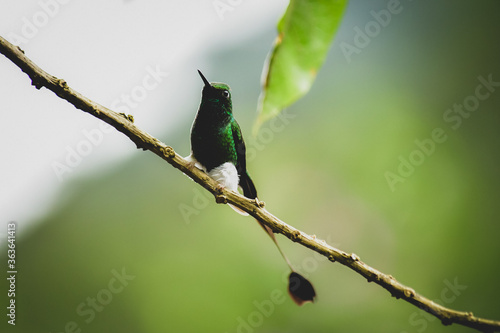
[231,120,257,199]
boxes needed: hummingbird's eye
[222,90,230,99]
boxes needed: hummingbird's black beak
[197,70,211,87]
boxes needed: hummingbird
[186,70,316,306]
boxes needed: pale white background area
[0,0,288,229]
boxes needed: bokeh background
[1,0,500,332]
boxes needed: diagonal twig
[1,35,499,333]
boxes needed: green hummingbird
[186,70,316,306]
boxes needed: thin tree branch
[1,35,499,333]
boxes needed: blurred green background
[2,1,500,332]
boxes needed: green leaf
[254,0,348,134]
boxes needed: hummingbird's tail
[240,173,316,306]
[256,218,316,306]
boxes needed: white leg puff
[208,162,239,192]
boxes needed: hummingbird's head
[198,70,232,112]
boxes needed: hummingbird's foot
[185,160,197,171]
[213,183,247,215]
[184,154,206,173]
[215,183,225,195]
